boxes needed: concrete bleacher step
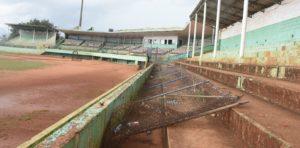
[176,62,300,147]
[187,60,300,84]
[177,61,300,114]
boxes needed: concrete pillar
[211,26,215,44]
[32,29,36,42]
[239,0,249,58]
[192,14,198,58]
[200,1,207,61]
[19,30,22,40]
[46,29,49,40]
[79,0,84,27]
[187,21,192,57]
[213,0,221,58]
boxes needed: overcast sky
[0,0,199,36]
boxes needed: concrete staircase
[175,60,300,148]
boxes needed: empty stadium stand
[176,59,300,147]
[62,39,84,46]
[5,24,58,48]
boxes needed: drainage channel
[102,64,247,148]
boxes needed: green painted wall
[219,16,300,52]
[19,65,153,148]
[200,16,300,66]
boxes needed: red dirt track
[0,54,138,147]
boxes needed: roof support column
[200,1,207,63]
[32,29,36,42]
[186,21,192,57]
[211,26,215,44]
[192,14,198,58]
[239,0,249,58]
[19,30,22,40]
[213,0,221,58]
[46,29,49,41]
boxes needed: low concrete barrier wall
[18,65,153,148]
[0,46,147,65]
[214,109,291,148]
[44,49,147,64]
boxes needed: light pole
[79,0,84,28]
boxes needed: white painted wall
[220,0,300,39]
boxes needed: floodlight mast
[79,0,84,28]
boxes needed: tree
[9,19,56,39]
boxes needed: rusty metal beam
[138,81,209,102]
[113,101,249,138]
[147,76,187,89]
[166,94,239,99]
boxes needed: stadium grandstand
[58,25,214,58]
[4,24,58,48]
[2,21,216,63]
[0,0,299,147]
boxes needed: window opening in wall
[168,40,173,45]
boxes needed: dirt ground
[0,54,138,147]
[168,117,243,148]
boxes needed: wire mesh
[103,64,241,145]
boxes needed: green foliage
[9,19,55,39]
[0,57,48,71]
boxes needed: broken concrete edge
[18,64,154,148]
[214,109,292,148]
[184,60,300,83]
[175,61,300,114]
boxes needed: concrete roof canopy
[6,24,58,32]
[60,28,186,38]
[190,0,284,28]
[60,22,215,38]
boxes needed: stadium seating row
[62,39,84,46]
[81,40,104,48]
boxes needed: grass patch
[0,58,48,71]
[18,110,49,121]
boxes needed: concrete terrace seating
[58,39,146,56]
[63,39,84,46]
[81,40,104,48]
[151,48,171,55]
[176,60,300,147]
[171,46,187,54]
[131,47,147,54]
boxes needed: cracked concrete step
[178,63,300,147]
[176,62,300,114]
[185,60,300,84]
